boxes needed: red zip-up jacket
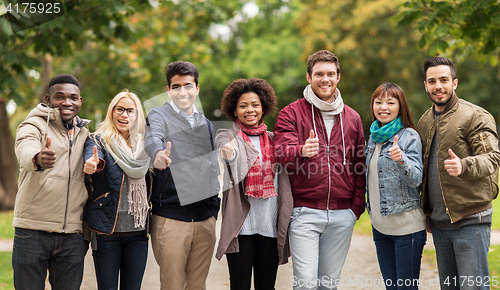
[273,98,366,218]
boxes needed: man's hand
[154,141,172,170]
[83,146,99,174]
[36,135,56,169]
[444,148,462,176]
[301,130,319,158]
[389,135,403,162]
[221,132,235,160]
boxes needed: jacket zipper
[314,107,332,210]
[479,132,486,152]
[433,119,453,223]
[63,143,71,233]
[93,192,110,203]
[110,172,125,233]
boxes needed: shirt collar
[169,101,200,119]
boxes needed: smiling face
[167,74,199,116]
[234,92,263,127]
[373,93,400,126]
[306,61,340,103]
[112,97,137,139]
[424,65,458,113]
[45,83,82,123]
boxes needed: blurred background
[0,0,499,210]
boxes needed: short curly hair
[220,78,277,122]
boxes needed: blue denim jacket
[365,127,423,215]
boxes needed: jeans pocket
[290,207,306,224]
[14,228,35,240]
[346,208,357,221]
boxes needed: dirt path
[80,232,440,289]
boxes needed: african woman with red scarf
[215,78,293,290]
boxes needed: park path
[2,227,500,289]
[79,232,441,290]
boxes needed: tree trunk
[0,99,18,210]
[39,54,52,104]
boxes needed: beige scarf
[108,134,150,228]
[303,84,344,116]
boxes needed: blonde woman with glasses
[83,90,151,290]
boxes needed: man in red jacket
[274,50,366,289]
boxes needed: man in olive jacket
[418,56,500,290]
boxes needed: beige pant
[150,214,216,290]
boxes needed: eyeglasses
[170,84,196,94]
[113,106,138,117]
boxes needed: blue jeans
[430,224,491,290]
[92,233,148,290]
[289,207,356,290]
[12,228,85,290]
[372,228,426,290]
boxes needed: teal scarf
[370,116,404,143]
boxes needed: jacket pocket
[90,192,112,209]
[29,177,68,221]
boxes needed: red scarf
[234,119,278,199]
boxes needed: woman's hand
[84,145,99,174]
[222,133,235,160]
[389,135,403,162]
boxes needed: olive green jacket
[417,94,500,223]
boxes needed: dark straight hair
[370,82,416,130]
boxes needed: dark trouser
[226,234,279,290]
[92,233,148,290]
[372,227,426,290]
[12,228,85,290]
[430,224,491,290]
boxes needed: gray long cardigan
[215,128,293,265]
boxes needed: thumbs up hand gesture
[389,135,403,162]
[36,135,56,169]
[222,132,235,160]
[154,141,172,170]
[444,148,463,176]
[301,130,319,158]
[84,145,100,174]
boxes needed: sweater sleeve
[144,109,167,162]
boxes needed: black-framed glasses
[170,83,196,94]
[113,106,138,117]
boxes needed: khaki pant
[150,214,216,290]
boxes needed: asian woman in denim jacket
[365,82,426,290]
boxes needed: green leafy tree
[0,0,242,209]
[395,0,500,66]
[296,0,428,128]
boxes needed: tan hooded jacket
[14,103,90,233]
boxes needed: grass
[0,211,14,240]
[0,252,13,290]
[0,211,14,290]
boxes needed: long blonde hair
[94,90,146,146]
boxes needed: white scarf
[303,84,344,116]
